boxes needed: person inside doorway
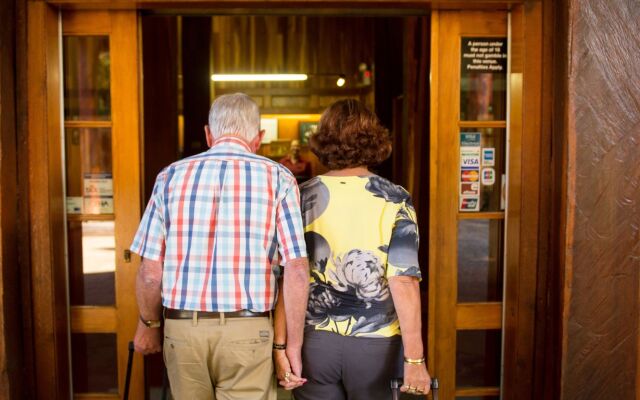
[130,93,310,400]
[279,139,311,183]
[274,99,431,399]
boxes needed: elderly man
[131,93,309,399]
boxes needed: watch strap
[139,315,162,328]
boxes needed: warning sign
[461,37,507,73]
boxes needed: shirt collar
[211,136,253,153]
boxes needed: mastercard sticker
[461,170,480,182]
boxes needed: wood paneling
[430,11,459,398]
[501,3,551,399]
[458,120,506,128]
[456,303,502,330]
[213,87,372,114]
[62,10,111,33]
[455,387,500,396]
[46,0,532,10]
[27,2,71,397]
[74,394,119,400]
[65,121,112,128]
[560,1,640,399]
[211,17,373,86]
[427,10,439,379]
[457,211,504,220]
[16,0,35,396]
[534,0,565,398]
[210,16,375,114]
[71,307,118,332]
[0,0,25,397]
[110,11,144,399]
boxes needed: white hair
[208,93,260,141]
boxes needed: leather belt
[165,308,270,320]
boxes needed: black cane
[124,341,134,400]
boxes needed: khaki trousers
[163,315,276,400]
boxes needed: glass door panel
[457,219,503,303]
[68,220,116,306]
[71,333,119,393]
[63,35,111,120]
[455,330,502,388]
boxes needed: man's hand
[400,363,431,396]
[274,349,306,390]
[133,320,162,355]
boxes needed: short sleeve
[130,171,167,261]
[275,173,307,264]
[386,199,422,280]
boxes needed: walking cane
[391,377,439,400]
[124,341,135,400]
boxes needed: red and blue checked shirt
[130,136,307,312]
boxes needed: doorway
[58,8,514,400]
[140,14,427,399]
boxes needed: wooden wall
[0,0,34,398]
[533,0,564,397]
[558,0,640,398]
[211,16,374,88]
[210,16,375,113]
[0,0,24,397]
[27,3,71,397]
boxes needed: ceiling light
[211,74,308,82]
[336,75,346,87]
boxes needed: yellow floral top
[299,175,421,337]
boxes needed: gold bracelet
[404,357,425,365]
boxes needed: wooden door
[61,11,144,399]
[429,11,508,400]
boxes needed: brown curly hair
[309,99,392,170]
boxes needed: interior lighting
[336,75,346,87]
[211,74,308,82]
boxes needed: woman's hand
[400,363,431,396]
[274,349,306,390]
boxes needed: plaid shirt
[130,136,306,312]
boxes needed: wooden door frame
[26,4,144,399]
[24,1,548,398]
[428,6,547,398]
[430,10,507,398]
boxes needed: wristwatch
[139,315,162,328]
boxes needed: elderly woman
[273,99,431,399]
